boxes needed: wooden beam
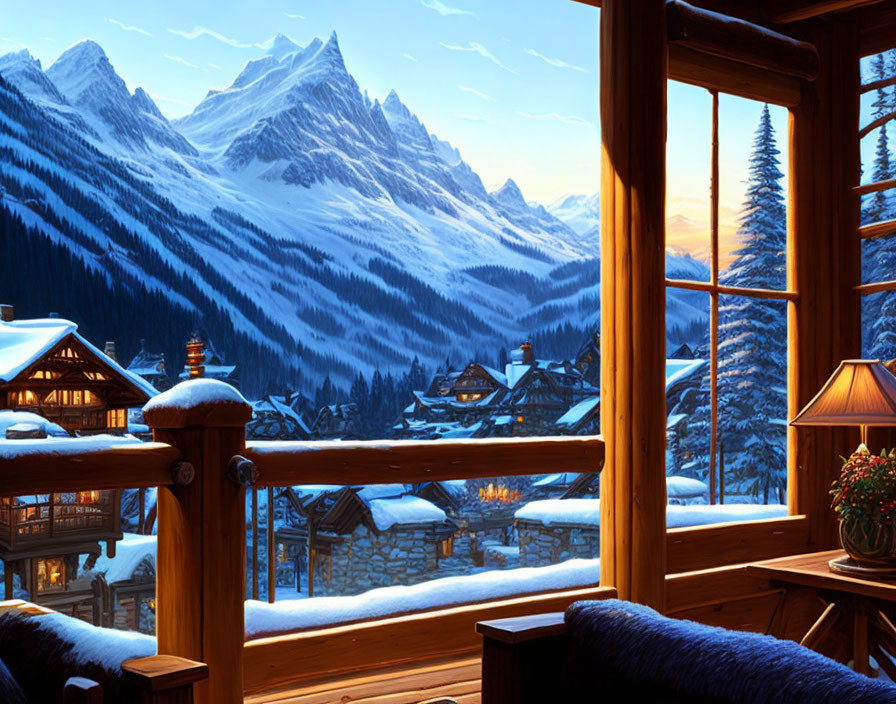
[668,44,803,106]
[788,18,862,552]
[599,0,667,608]
[855,279,896,295]
[854,177,896,195]
[0,443,179,496]
[243,586,616,694]
[860,110,896,139]
[667,0,819,80]
[858,0,896,56]
[246,436,604,486]
[665,277,799,301]
[861,74,896,94]
[667,516,810,573]
[858,218,896,239]
[146,398,252,704]
[764,0,882,23]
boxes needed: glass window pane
[666,82,712,270]
[717,295,788,506]
[862,289,896,361]
[717,97,789,290]
[862,229,896,286]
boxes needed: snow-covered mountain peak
[492,179,527,209]
[47,40,122,103]
[0,49,65,105]
[266,33,302,61]
[131,87,164,119]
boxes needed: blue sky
[0,0,789,244]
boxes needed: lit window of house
[36,557,65,594]
[106,408,127,428]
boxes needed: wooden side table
[747,550,896,677]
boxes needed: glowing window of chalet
[36,557,65,594]
[29,370,60,380]
[457,393,483,402]
[16,390,38,405]
[83,371,108,381]
[56,347,79,359]
[106,408,127,428]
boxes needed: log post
[599,0,668,607]
[144,381,252,704]
[787,18,860,551]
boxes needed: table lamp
[791,360,896,446]
[791,360,896,573]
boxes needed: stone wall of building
[516,519,600,567]
[312,522,442,596]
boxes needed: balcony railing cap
[144,379,251,429]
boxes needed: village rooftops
[0,318,158,398]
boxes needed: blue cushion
[565,599,896,704]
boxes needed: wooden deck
[244,656,481,704]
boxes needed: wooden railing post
[599,0,668,608]
[144,381,252,704]
[63,677,103,704]
[122,654,210,704]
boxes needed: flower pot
[839,515,896,565]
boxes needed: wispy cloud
[422,0,477,17]
[164,54,203,69]
[524,48,589,74]
[459,85,493,101]
[440,41,517,74]
[403,53,418,62]
[40,37,55,42]
[284,13,306,19]
[515,111,595,128]
[105,17,152,37]
[455,113,494,123]
[167,26,265,49]
[207,62,222,70]
[150,93,190,107]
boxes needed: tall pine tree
[716,104,788,503]
[864,50,896,359]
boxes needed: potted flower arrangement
[830,444,896,565]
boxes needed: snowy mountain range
[0,33,709,395]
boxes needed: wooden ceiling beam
[763,0,882,23]
[667,0,820,80]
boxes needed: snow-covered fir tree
[715,105,788,503]
[863,50,896,359]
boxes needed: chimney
[186,335,206,378]
[0,304,12,322]
[521,341,535,365]
[104,341,117,362]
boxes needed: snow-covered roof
[0,318,158,398]
[254,395,310,433]
[666,475,708,499]
[477,364,508,387]
[0,410,68,437]
[356,484,406,501]
[555,396,600,427]
[368,495,447,530]
[516,499,600,526]
[87,532,156,585]
[143,378,247,411]
[504,363,532,390]
[665,358,707,390]
[532,472,582,487]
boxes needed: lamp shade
[791,360,896,427]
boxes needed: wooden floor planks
[245,657,481,704]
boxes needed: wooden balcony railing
[0,380,805,703]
